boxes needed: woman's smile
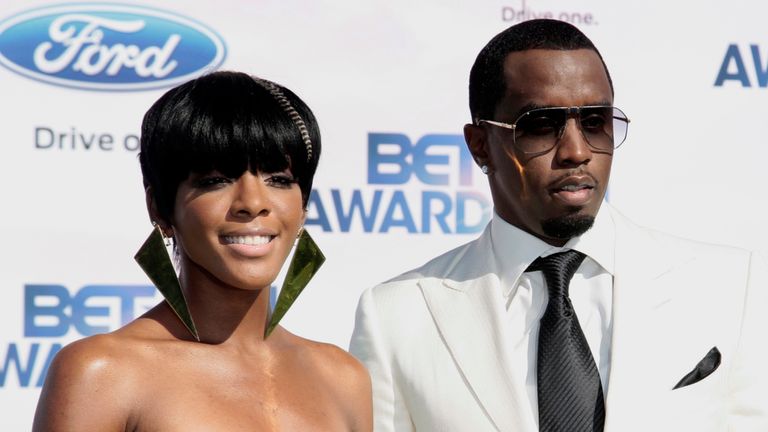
[220,232,278,258]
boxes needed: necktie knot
[527,249,586,299]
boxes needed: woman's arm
[342,355,373,432]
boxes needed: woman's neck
[177,258,275,347]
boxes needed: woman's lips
[220,234,276,257]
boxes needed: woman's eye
[266,174,298,188]
[194,176,232,189]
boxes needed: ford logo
[0,4,227,91]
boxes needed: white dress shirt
[489,207,615,422]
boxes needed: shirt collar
[490,202,616,298]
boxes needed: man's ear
[464,123,492,171]
[145,187,173,236]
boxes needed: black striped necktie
[527,250,605,432]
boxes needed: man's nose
[554,118,592,167]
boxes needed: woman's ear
[146,187,174,237]
[299,208,307,231]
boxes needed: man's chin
[540,213,595,241]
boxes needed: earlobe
[464,123,493,173]
[146,187,174,236]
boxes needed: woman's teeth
[222,235,273,245]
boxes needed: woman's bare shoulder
[32,332,143,431]
[280,331,368,382]
[310,340,368,380]
[32,316,182,431]
[48,332,140,383]
[43,323,171,396]
[282,333,373,430]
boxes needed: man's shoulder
[609,205,751,263]
[352,233,491,351]
[372,230,489,294]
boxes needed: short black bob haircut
[139,71,321,224]
[468,19,614,122]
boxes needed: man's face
[466,49,614,246]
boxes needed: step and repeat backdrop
[0,0,765,428]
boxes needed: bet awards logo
[306,133,491,235]
[0,4,226,91]
[0,284,155,388]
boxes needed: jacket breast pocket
[662,365,727,431]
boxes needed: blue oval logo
[0,4,227,91]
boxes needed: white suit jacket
[350,206,768,431]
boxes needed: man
[350,19,768,431]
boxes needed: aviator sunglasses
[477,105,630,154]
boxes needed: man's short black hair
[139,71,321,224]
[468,19,613,121]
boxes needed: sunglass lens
[514,108,567,153]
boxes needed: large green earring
[264,228,325,338]
[134,224,200,341]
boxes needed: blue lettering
[714,44,750,87]
[332,189,382,232]
[750,44,768,87]
[73,285,155,335]
[306,190,332,232]
[456,191,492,234]
[421,191,452,234]
[25,285,69,337]
[368,133,412,184]
[379,190,417,233]
[25,284,155,337]
[413,134,474,186]
[368,133,473,186]
[308,188,491,234]
[0,343,62,388]
[0,343,39,387]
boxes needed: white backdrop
[1,0,766,429]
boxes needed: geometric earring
[134,224,200,341]
[264,228,325,338]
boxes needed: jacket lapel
[418,229,537,432]
[603,208,696,430]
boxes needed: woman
[32,71,372,431]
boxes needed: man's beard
[541,213,595,240]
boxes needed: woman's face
[171,168,304,291]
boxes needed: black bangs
[140,71,321,224]
[180,85,298,178]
